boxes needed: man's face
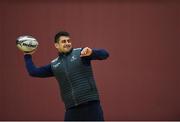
[55,36,72,53]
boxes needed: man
[24,31,109,121]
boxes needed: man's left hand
[80,47,92,57]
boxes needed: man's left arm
[80,47,109,60]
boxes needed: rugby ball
[16,35,38,53]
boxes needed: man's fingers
[80,51,84,55]
[80,47,92,57]
[80,51,86,57]
[24,49,37,55]
[81,48,87,55]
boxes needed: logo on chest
[70,55,77,62]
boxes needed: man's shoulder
[51,57,59,63]
[73,48,82,51]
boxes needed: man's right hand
[24,49,36,55]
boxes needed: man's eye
[67,40,70,43]
[61,40,66,43]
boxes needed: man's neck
[58,48,73,56]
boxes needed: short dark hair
[54,31,70,43]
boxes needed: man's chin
[63,48,72,53]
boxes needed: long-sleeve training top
[24,48,109,78]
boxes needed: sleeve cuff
[24,54,32,59]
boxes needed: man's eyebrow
[62,39,70,41]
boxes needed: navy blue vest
[51,48,99,109]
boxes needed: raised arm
[80,47,109,66]
[24,54,54,77]
[81,47,109,60]
[90,48,109,60]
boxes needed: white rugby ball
[16,35,38,53]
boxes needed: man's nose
[66,41,70,44]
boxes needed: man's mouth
[63,45,71,48]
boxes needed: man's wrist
[24,54,32,59]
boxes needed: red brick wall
[0,0,180,120]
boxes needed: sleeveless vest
[51,48,99,109]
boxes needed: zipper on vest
[62,56,78,106]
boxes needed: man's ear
[54,43,59,49]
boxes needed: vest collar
[58,48,73,56]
